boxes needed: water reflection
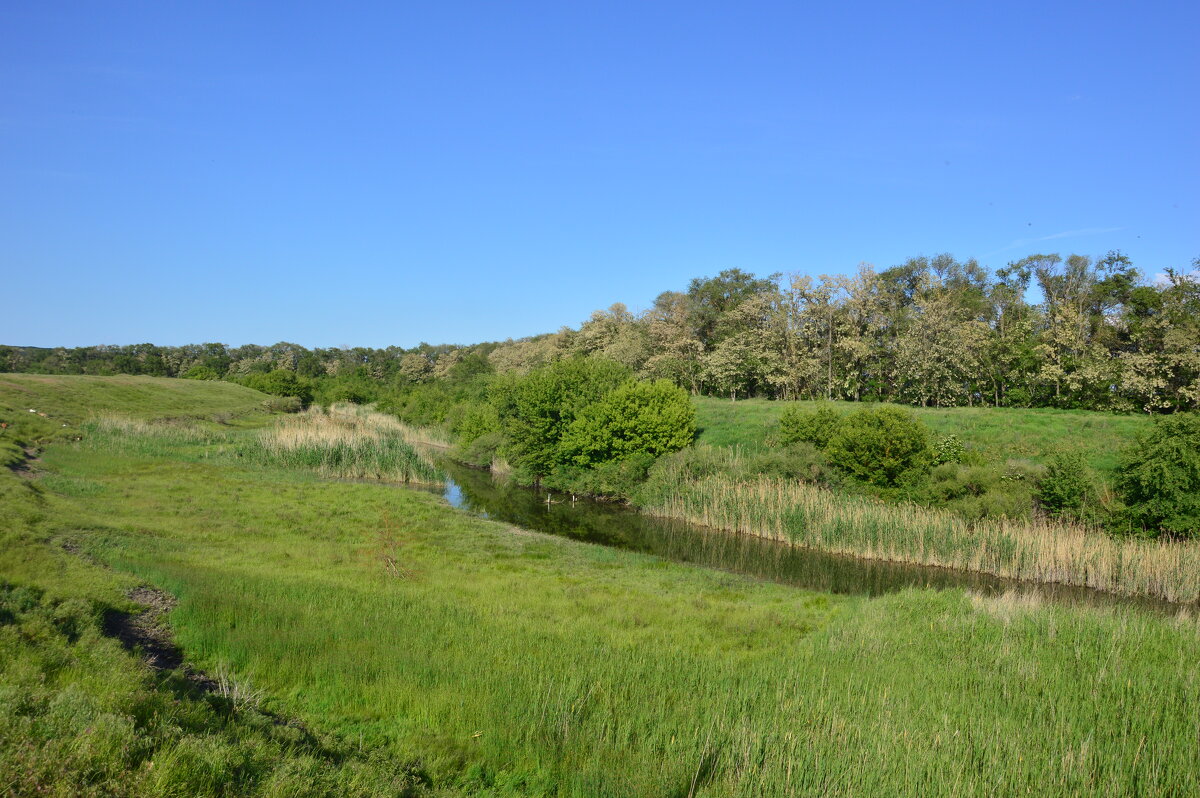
[435,459,1185,616]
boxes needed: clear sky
[2,1,1196,349]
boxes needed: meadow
[693,396,1152,474]
[2,375,1200,795]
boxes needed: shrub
[560,379,696,467]
[824,406,931,487]
[743,443,826,482]
[322,382,374,406]
[182,364,220,380]
[503,358,632,478]
[932,434,966,465]
[242,370,313,406]
[451,402,501,446]
[1116,413,1200,538]
[778,404,842,449]
[458,430,508,468]
[1036,452,1091,520]
[553,452,658,498]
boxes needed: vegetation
[1116,413,1200,538]
[1036,453,1092,521]
[6,252,1199,414]
[245,404,443,485]
[3,376,1200,794]
[634,445,1200,604]
[777,402,841,449]
[823,406,931,487]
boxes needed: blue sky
[2,1,1196,349]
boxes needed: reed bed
[251,404,443,485]
[644,473,1200,604]
[85,415,224,454]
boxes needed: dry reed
[646,474,1200,604]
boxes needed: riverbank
[414,418,1200,605]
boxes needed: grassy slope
[1,377,1196,795]
[0,378,431,797]
[0,373,270,467]
[694,396,1151,472]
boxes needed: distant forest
[5,251,1198,413]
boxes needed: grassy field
[694,396,1152,473]
[3,377,1200,795]
[0,373,270,467]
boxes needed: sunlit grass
[249,404,443,485]
[694,396,1151,472]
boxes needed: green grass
[0,373,271,467]
[694,396,1151,473]
[9,413,1200,794]
[4,377,1200,795]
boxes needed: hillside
[694,397,1151,473]
[0,374,269,466]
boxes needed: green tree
[244,370,313,406]
[502,358,632,479]
[182,364,220,380]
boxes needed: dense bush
[457,430,508,468]
[778,404,842,449]
[240,370,313,407]
[261,395,304,413]
[1116,413,1200,538]
[182,364,220,380]
[824,406,932,487]
[1036,453,1091,520]
[449,402,501,446]
[561,380,696,467]
[501,358,632,478]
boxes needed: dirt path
[102,586,189,673]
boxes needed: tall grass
[250,404,443,485]
[640,461,1200,603]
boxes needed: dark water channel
[435,459,1185,616]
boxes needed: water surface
[437,459,1185,616]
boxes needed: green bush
[824,406,931,487]
[241,370,313,407]
[1116,413,1200,538]
[502,358,632,478]
[561,379,696,467]
[932,434,966,466]
[743,443,826,482]
[457,430,508,468]
[550,452,659,498]
[262,396,304,413]
[450,402,501,446]
[182,365,220,380]
[778,404,842,449]
[1036,453,1091,520]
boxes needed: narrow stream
[436,459,1186,616]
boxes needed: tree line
[4,250,1197,413]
